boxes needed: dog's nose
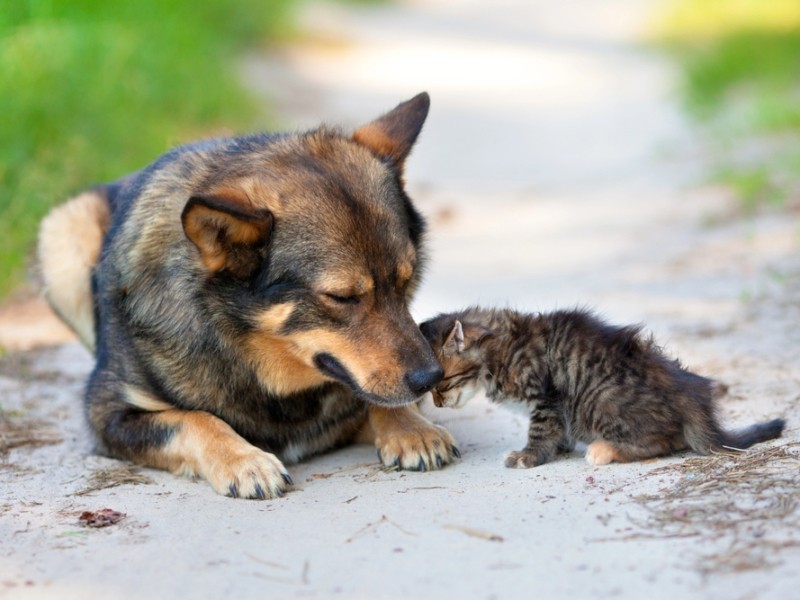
[405,365,444,396]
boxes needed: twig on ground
[346,514,416,543]
[444,524,504,542]
[612,441,800,574]
[72,464,155,496]
[0,414,62,457]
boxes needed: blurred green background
[0,0,293,297]
[1,0,799,300]
[658,0,800,211]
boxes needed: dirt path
[2,1,799,598]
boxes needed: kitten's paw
[585,440,620,466]
[504,450,548,469]
[376,421,459,472]
[204,446,293,499]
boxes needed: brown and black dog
[38,93,458,499]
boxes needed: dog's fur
[38,93,458,499]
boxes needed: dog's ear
[182,194,272,277]
[353,92,430,173]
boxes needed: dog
[38,93,458,499]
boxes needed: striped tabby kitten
[420,308,785,468]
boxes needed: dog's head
[181,93,442,405]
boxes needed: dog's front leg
[92,400,292,499]
[363,404,460,471]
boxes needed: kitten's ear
[443,320,465,356]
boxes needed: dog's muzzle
[404,365,443,397]
[313,352,443,405]
[314,353,356,390]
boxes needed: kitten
[420,308,785,468]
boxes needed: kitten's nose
[405,365,444,396]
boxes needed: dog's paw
[376,421,459,471]
[504,449,549,469]
[205,447,293,499]
[585,440,619,466]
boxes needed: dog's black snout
[405,365,444,396]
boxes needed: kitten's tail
[685,418,786,454]
[717,419,786,451]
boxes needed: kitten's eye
[324,293,360,305]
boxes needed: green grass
[656,0,800,209]
[0,0,294,297]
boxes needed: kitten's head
[419,314,493,408]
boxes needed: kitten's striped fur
[420,308,785,468]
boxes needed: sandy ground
[2,0,799,598]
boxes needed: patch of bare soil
[0,346,80,384]
[0,287,76,352]
[627,441,800,574]
[0,413,62,459]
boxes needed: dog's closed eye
[324,293,360,305]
